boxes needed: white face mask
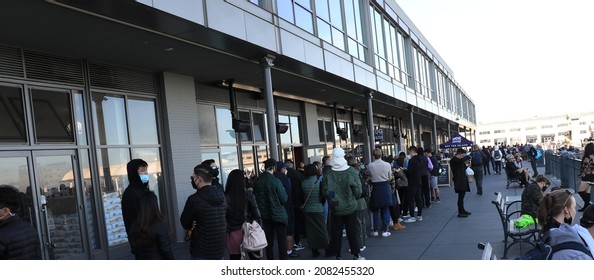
[0,208,14,221]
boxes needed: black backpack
[515,240,593,260]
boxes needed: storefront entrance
[1,151,94,259]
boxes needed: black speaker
[277,123,289,134]
[337,128,348,140]
[232,119,251,133]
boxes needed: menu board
[437,161,451,187]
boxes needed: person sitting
[505,154,530,187]
[521,175,550,218]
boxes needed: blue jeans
[372,207,391,232]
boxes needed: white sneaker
[370,231,379,237]
[360,246,366,252]
[353,255,366,260]
[403,217,416,223]
[416,216,423,221]
[401,214,411,219]
[381,231,391,237]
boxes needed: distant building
[477,112,594,150]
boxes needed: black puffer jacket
[180,185,227,259]
[0,216,41,260]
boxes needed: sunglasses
[561,189,573,208]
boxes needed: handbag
[465,167,475,176]
[241,220,267,252]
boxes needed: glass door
[33,151,88,259]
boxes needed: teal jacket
[322,167,361,216]
[301,176,323,213]
[253,172,288,224]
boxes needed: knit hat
[331,148,349,171]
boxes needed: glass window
[279,114,291,145]
[332,28,345,50]
[220,146,239,187]
[92,94,128,145]
[128,99,159,145]
[328,0,342,26]
[216,107,236,145]
[79,150,100,250]
[290,116,301,143]
[253,112,266,142]
[318,120,325,143]
[277,0,294,22]
[197,104,217,145]
[295,5,314,33]
[241,145,256,179]
[31,88,74,143]
[324,121,334,142]
[315,0,329,20]
[73,92,87,145]
[0,85,26,142]
[317,19,332,43]
[239,111,252,142]
[96,147,131,247]
[256,145,269,172]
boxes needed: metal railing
[544,151,582,192]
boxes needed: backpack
[515,240,593,260]
[471,151,483,166]
[493,150,502,160]
[535,149,543,160]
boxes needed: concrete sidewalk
[171,166,581,260]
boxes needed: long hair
[225,169,246,221]
[583,143,594,161]
[537,189,573,234]
[129,191,161,248]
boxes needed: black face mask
[190,176,197,190]
[564,216,573,225]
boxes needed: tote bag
[241,220,267,252]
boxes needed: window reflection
[91,94,128,145]
[239,111,252,142]
[31,88,74,143]
[290,116,301,143]
[216,107,236,145]
[253,112,266,142]
[0,85,26,142]
[0,157,34,226]
[128,99,158,145]
[197,104,218,145]
[220,146,239,187]
[79,150,100,250]
[73,92,87,145]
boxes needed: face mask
[139,174,150,184]
[564,216,573,225]
[190,176,198,189]
[406,155,411,160]
[0,208,14,221]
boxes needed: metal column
[366,91,375,155]
[432,115,438,151]
[261,55,279,160]
[409,106,416,146]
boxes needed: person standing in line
[577,143,594,212]
[0,185,41,260]
[492,145,503,175]
[426,149,442,204]
[367,148,394,237]
[482,146,492,175]
[129,191,174,260]
[528,144,539,178]
[253,158,289,260]
[180,166,227,260]
[450,149,472,218]
[421,149,433,208]
[225,169,261,260]
[321,148,364,260]
[284,159,306,252]
[122,159,151,240]
[300,164,329,258]
[403,146,424,223]
[274,162,299,258]
[199,159,223,191]
[470,144,485,195]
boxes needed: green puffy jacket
[321,167,361,216]
[253,172,288,224]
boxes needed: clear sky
[395,0,594,124]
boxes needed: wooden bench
[492,192,539,259]
[478,242,497,260]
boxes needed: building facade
[0,0,475,259]
[476,112,594,150]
